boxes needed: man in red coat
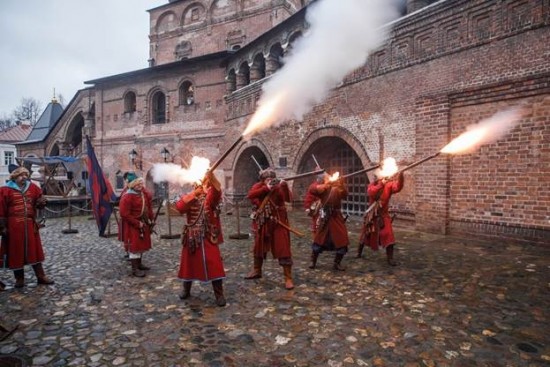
[358,173,404,265]
[307,175,349,271]
[119,176,154,277]
[0,166,54,288]
[245,169,294,290]
[175,172,226,306]
[304,173,324,236]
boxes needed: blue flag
[86,136,117,236]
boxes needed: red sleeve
[367,182,384,200]
[119,194,141,229]
[175,192,197,214]
[247,182,269,202]
[206,186,221,210]
[279,181,292,203]
[389,175,404,194]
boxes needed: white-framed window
[4,151,14,166]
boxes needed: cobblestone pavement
[0,211,549,367]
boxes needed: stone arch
[156,11,178,33]
[226,68,236,93]
[292,126,375,215]
[123,89,137,113]
[64,112,85,155]
[147,87,168,124]
[236,61,250,89]
[285,30,303,55]
[250,53,266,83]
[266,42,284,76]
[49,142,60,156]
[209,0,238,21]
[232,143,272,197]
[181,2,206,26]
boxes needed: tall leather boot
[244,257,263,279]
[130,259,145,277]
[179,281,192,300]
[282,265,294,290]
[386,245,397,266]
[356,242,365,258]
[33,263,55,285]
[308,251,319,269]
[138,257,150,271]
[0,280,5,291]
[13,269,24,288]
[212,280,226,307]
[333,253,346,271]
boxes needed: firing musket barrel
[209,135,244,172]
[341,164,381,179]
[395,152,441,175]
[282,169,325,181]
[251,155,263,170]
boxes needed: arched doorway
[232,146,269,199]
[295,137,369,216]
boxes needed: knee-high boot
[33,263,55,285]
[356,242,365,258]
[13,269,24,288]
[212,280,226,307]
[130,259,146,277]
[386,245,397,266]
[309,252,319,269]
[244,257,263,279]
[282,265,294,290]
[333,253,346,271]
[179,281,192,300]
[138,257,150,271]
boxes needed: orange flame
[242,93,284,137]
[440,126,490,154]
[328,172,340,182]
[378,157,398,178]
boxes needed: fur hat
[9,166,30,180]
[259,168,276,180]
[127,177,144,189]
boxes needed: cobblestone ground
[0,211,549,367]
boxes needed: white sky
[0,0,166,117]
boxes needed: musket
[149,198,164,234]
[341,164,381,179]
[251,155,263,170]
[209,135,244,172]
[281,169,325,181]
[384,152,442,180]
[312,154,321,169]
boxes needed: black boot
[308,252,319,269]
[356,242,365,258]
[333,254,346,271]
[33,263,55,285]
[212,280,226,307]
[13,269,25,288]
[130,259,145,277]
[386,245,397,266]
[179,281,192,300]
[138,257,150,271]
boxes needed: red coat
[308,181,349,248]
[248,181,292,259]
[304,181,321,235]
[176,186,225,282]
[119,189,153,253]
[360,176,404,250]
[0,182,46,269]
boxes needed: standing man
[116,172,136,259]
[0,166,54,288]
[358,173,404,265]
[119,175,154,277]
[175,172,226,307]
[307,175,349,271]
[303,173,324,237]
[244,169,294,290]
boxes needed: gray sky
[0,0,166,117]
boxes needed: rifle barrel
[396,152,441,175]
[282,169,325,181]
[341,164,381,179]
[209,135,244,172]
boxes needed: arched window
[251,54,266,82]
[124,91,136,113]
[179,81,194,106]
[237,62,250,89]
[226,69,236,93]
[152,91,166,124]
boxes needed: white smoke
[151,157,210,186]
[244,0,401,135]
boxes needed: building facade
[18,0,550,244]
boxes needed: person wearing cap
[116,172,137,259]
[175,171,226,307]
[303,171,325,236]
[307,174,349,271]
[244,168,294,290]
[119,175,154,277]
[0,165,54,289]
[358,173,404,266]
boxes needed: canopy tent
[16,156,86,197]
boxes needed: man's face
[15,173,29,186]
[133,182,144,192]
